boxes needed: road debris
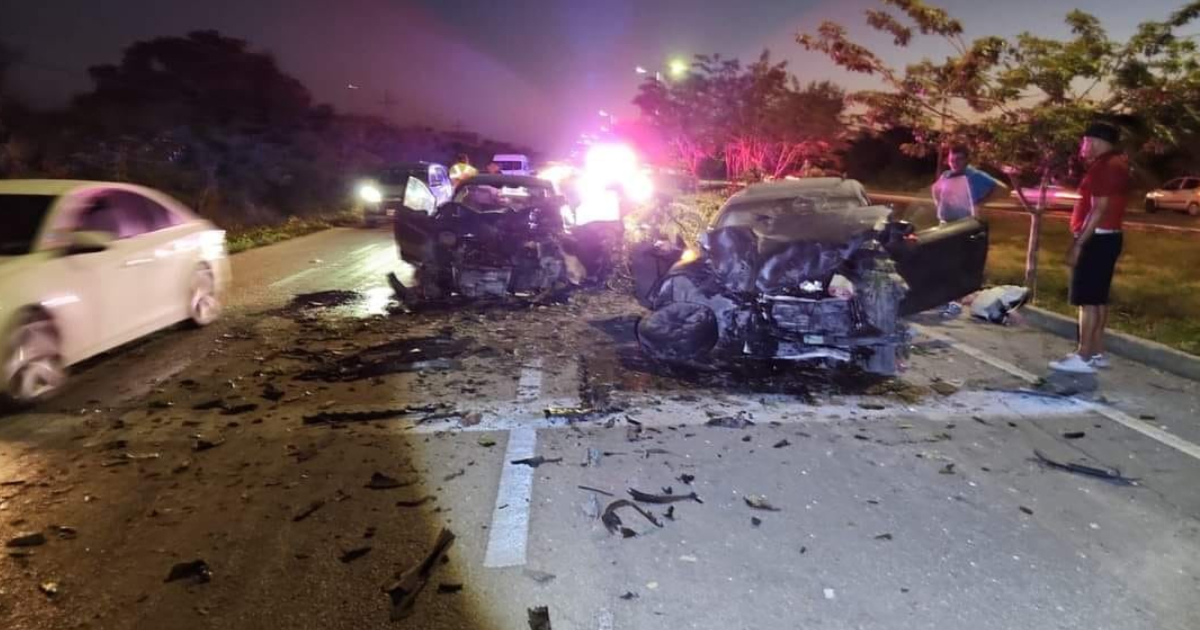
[384,528,456,621]
[545,406,619,422]
[773,439,791,448]
[1019,506,1034,515]
[524,568,557,584]
[939,463,956,475]
[705,412,754,428]
[220,402,258,416]
[578,485,615,497]
[478,436,498,448]
[930,381,960,396]
[586,448,603,467]
[628,488,703,505]
[823,588,836,600]
[302,405,441,425]
[664,506,676,521]
[298,337,467,383]
[39,581,59,597]
[1062,431,1086,440]
[339,547,372,563]
[262,383,286,402]
[620,592,638,600]
[192,437,225,452]
[164,560,212,584]
[443,469,466,481]
[6,532,47,548]
[437,583,463,594]
[601,500,663,537]
[293,499,327,522]
[528,606,552,630]
[397,496,436,508]
[874,533,894,541]
[744,495,781,511]
[678,474,695,485]
[512,456,562,468]
[365,472,412,490]
[461,411,483,427]
[751,517,762,527]
[50,525,77,540]
[1033,450,1138,485]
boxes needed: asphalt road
[1,228,1198,630]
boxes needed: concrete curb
[1019,305,1200,381]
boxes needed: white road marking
[483,427,537,568]
[517,359,545,403]
[913,323,1200,462]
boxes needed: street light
[635,66,648,75]
[668,59,688,78]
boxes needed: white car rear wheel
[3,315,66,406]
[189,266,222,326]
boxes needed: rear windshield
[0,194,55,255]
[496,161,525,172]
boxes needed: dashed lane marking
[483,427,537,568]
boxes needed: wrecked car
[390,174,603,302]
[631,178,988,375]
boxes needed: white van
[491,154,531,176]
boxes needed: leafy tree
[799,0,1200,295]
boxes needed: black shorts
[1069,233,1123,306]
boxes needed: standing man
[1049,122,1128,374]
[930,143,1008,316]
[449,154,477,186]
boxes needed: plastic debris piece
[339,547,372,563]
[601,500,663,536]
[524,569,557,584]
[6,532,46,548]
[293,499,326,522]
[384,528,456,621]
[528,606,552,630]
[164,560,212,584]
[365,472,412,490]
[511,456,562,468]
[628,488,702,505]
[744,495,781,511]
[1033,450,1137,485]
[396,496,436,508]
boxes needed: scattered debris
[6,532,46,548]
[939,463,956,475]
[628,488,703,505]
[601,500,663,537]
[857,402,886,410]
[705,412,754,429]
[773,439,791,449]
[582,494,602,519]
[164,560,212,584]
[1019,506,1034,515]
[192,399,225,411]
[751,517,762,527]
[929,381,959,396]
[302,405,441,425]
[664,506,676,521]
[220,403,258,416]
[192,437,225,452]
[50,525,77,540]
[512,456,562,468]
[461,412,483,427]
[0,479,26,487]
[443,469,466,481]
[1062,431,1086,440]
[620,592,638,601]
[586,448,603,467]
[744,495,781,511]
[298,337,467,383]
[478,436,498,448]
[524,569,557,584]
[874,533,894,541]
[545,407,619,422]
[39,582,59,597]
[365,472,412,490]
[528,606,552,630]
[384,528,456,621]
[678,474,695,485]
[293,499,327,522]
[262,383,286,402]
[679,555,697,563]
[1033,450,1137,485]
[396,496,435,508]
[578,485,615,497]
[339,547,372,563]
[437,583,464,594]
[823,588,836,600]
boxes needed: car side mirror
[66,230,115,255]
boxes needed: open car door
[890,217,989,316]
[393,176,439,265]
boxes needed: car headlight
[359,184,382,204]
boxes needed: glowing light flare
[669,59,688,77]
[679,248,699,264]
[358,184,382,203]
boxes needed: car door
[1159,179,1183,209]
[889,217,989,316]
[393,176,439,264]
[1181,178,1200,211]
[124,192,192,326]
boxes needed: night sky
[1,0,1188,153]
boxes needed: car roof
[726,178,869,205]
[461,174,554,189]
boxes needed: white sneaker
[1088,354,1111,369]
[1049,353,1097,374]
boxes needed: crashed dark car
[390,174,583,301]
[631,178,988,375]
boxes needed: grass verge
[224,211,361,254]
[984,211,1200,355]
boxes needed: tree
[799,0,1200,296]
[633,51,846,179]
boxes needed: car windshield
[495,161,524,172]
[455,184,553,211]
[0,194,56,256]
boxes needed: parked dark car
[631,179,989,375]
[358,162,453,227]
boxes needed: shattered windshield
[0,194,55,256]
[454,184,554,211]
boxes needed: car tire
[1189,202,1199,217]
[2,312,66,408]
[188,265,222,327]
[1145,199,1157,213]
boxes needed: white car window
[1182,179,1200,190]
[1163,179,1183,191]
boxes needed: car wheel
[189,266,222,326]
[1189,202,1200,217]
[2,313,66,407]
[1144,199,1157,213]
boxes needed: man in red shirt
[1049,122,1129,374]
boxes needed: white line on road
[913,323,1200,462]
[517,359,545,403]
[483,427,537,568]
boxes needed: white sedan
[0,180,230,406]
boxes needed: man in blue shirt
[930,143,1008,315]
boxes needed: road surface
[1,228,1198,630]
